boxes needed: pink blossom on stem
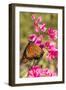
[28,66,42,77]
[47,28,57,40]
[47,48,58,61]
[33,16,42,32]
[39,23,46,32]
[42,68,57,76]
[28,34,45,49]
[28,66,57,77]
[28,34,37,42]
[44,41,50,48]
[34,35,43,46]
[37,16,42,22]
[49,41,56,50]
[32,15,47,33]
[44,41,58,61]
[34,20,40,32]
[44,41,56,50]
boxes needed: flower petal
[37,16,42,22]
[28,34,37,42]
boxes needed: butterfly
[20,41,44,64]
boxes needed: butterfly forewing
[26,42,43,59]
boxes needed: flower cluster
[32,14,46,32]
[31,14,57,40]
[28,15,58,61]
[47,48,58,61]
[44,41,58,61]
[47,28,57,40]
[28,65,57,77]
[28,34,44,49]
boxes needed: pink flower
[47,48,58,61]
[44,41,56,50]
[44,41,50,48]
[32,15,47,32]
[42,69,57,76]
[28,34,37,42]
[28,66,42,77]
[49,42,56,50]
[34,20,39,32]
[34,35,43,46]
[37,16,42,22]
[39,23,46,32]
[49,48,58,58]
[48,28,57,40]
[28,34,45,49]
[44,41,58,61]
[33,16,42,32]
[28,66,57,77]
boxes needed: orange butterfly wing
[20,42,43,64]
[26,43,43,59]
